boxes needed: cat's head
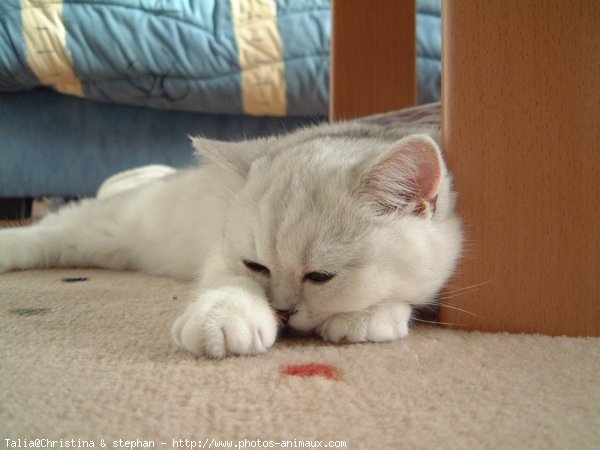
[193,124,462,334]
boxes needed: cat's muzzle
[275,310,290,324]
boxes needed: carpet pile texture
[1,268,599,449]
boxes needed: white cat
[0,122,462,358]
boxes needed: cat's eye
[243,259,270,275]
[304,271,336,283]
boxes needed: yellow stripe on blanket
[21,0,83,96]
[230,0,287,116]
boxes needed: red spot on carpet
[284,363,339,379]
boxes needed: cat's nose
[275,309,291,324]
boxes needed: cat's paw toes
[316,303,411,344]
[316,312,368,343]
[171,287,278,358]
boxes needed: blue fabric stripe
[63,0,244,113]
[0,0,39,90]
[417,11,441,60]
[277,1,330,116]
[417,0,442,16]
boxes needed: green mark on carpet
[11,308,51,317]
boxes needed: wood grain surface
[440,0,600,335]
[329,0,416,121]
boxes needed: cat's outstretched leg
[0,197,137,274]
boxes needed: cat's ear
[191,136,264,176]
[358,134,443,218]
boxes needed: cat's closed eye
[243,259,270,275]
[304,271,336,283]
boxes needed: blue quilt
[0,0,440,117]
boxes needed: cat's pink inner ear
[363,135,443,216]
[409,137,442,202]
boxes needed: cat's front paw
[316,303,411,344]
[171,286,278,358]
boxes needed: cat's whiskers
[415,302,437,313]
[411,317,461,327]
[439,280,492,300]
[435,301,478,317]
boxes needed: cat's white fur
[0,122,462,358]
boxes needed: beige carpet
[1,268,599,450]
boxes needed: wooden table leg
[329,0,416,121]
[440,0,600,336]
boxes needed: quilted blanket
[0,0,329,116]
[0,1,440,117]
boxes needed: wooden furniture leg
[440,0,600,336]
[329,0,416,121]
